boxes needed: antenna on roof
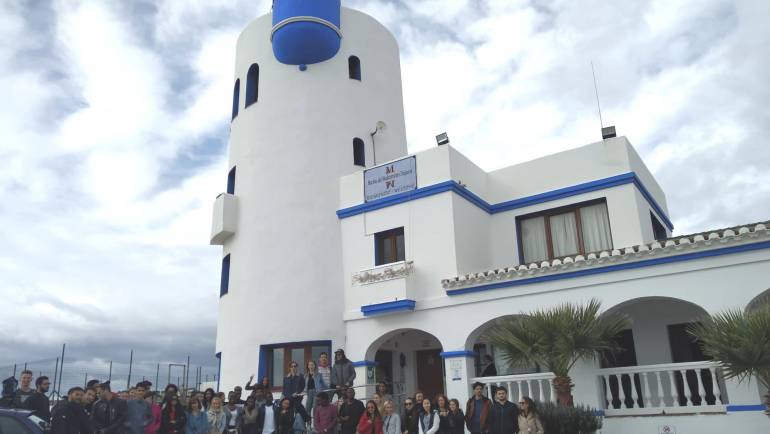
[591,61,617,140]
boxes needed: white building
[212,2,770,432]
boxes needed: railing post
[667,371,679,407]
[679,370,691,406]
[695,369,707,405]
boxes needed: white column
[442,352,475,406]
[353,363,375,400]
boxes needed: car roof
[0,408,34,416]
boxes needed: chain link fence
[1,348,218,400]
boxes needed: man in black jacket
[27,376,52,422]
[338,388,364,434]
[52,387,93,434]
[91,382,127,434]
[256,393,279,434]
[487,387,519,434]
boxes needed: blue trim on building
[361,299,416,316]
[593,410,605,417]
[337,172,674,230]
[352,360,378,367]
[447,240,770,296]
[215,352,222,392]
[726,404,768,412]
[439,351,478,359]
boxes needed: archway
[365,329,444,406]
[746,288,770,313]
[464,315,538,378]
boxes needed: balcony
[210,193,237,245]
[598,361,727,416]
[352,261,415,315]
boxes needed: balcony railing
[470,372,556,403]
[597,361,727,415]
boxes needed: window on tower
[220,254,231,297]
[246,64,259,107]
[232,79,240,120]
[227,167,236,195]
[348,56,361,81]
[375,227,405,266]
[353,138,365,167]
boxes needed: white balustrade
[597,361,727,416]
[470,372,556,404]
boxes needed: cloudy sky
[1,0,768,377]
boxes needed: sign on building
[364,156,417,202]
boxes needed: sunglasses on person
[518,402,526,405]
[404,402,413,407]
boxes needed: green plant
[689,304,770,417]
[483,299,629,406]
[537,401,603,434]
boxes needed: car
[0,408,48,434]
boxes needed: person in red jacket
[357,401,383,434]
[465,382,491,434]
[144,392,162,434]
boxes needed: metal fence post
[51,358,59,398]
[127,350,134,390]
[108,361,113,381]
[57,344,66,398]
[155,364,160,393]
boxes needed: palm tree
[688,304,770,417]
[483,299,629,406]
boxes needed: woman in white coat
[417,399,439,434]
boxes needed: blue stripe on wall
[337,172,674,230]
[726,404,768,412]
[446,240,770,296]
[439,351,478,358]
[361,299,416,316]
[352,360,377,367]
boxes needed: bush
[537,401,603,434]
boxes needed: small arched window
[246,63,259,107]
[232,79,240,120]
[348,56,361,81]
[353,138,365,167]
[227,166,236,195]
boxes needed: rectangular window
[651,212,667,241]
[227,167,236,195]
[375,227,405,266]
[264,341,331,391]
[220,254,231,297]
[353,138,365,167]
[517,199,612,263]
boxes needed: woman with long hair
[276,398,306,434]
[186,396,208,434]
[239,396,260,434]
[435,396,449,434]
[303,360,322,416]
[372,393,384,417]
[516,397,543,434]
[445,400,464,434]
[381,401,400,434]
[356,400,383,434]
[203,389,216,412]
[207,397,227,434]
[160,395,187,434]
[417,399,438,434]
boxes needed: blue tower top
[271,0,342,65]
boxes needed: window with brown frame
[265,342,331,391]
[375,227,405,266]
[517,199,613,264]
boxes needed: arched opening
[365,329,444,406]
[246,64,259,107]
[348,55,361,81]
[353,137,365,167]
[231,79,240,120]
[746,288,770,313]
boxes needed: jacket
[312,404,336,434]
[339,400,364,434]
[382,414,400,434]
[225,407,241,430]
[160,404,187,434]
[357,413,383,434]
[487,401,518,434]
[281,376,305,398]
[27,391,51,422]
[207,409,227,434]
[146,404,162,434]
[303,372,328,394]
[445,411,464,434]
[256,403,279,434]
[516,413,543,434]
[417,411,438,434]
[464,397,491,433]
[52,401,93,434]
[401,408,418,434]
[125,400,152,434]
[185,411,208,434]
[92,397,129,434]
[331,361,356,388]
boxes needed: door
[416,349,444,399]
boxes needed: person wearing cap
[331,350,355,400]
[464,382,490,434]
[92,381,129,434]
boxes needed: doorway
[416,349,445,399]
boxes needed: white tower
[211,2,408,393]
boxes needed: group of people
[0,349,543,434]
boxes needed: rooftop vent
[602,126,616,139]
[436,132,449,146]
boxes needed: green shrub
[536,401,603,434]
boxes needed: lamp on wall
[371,121,387,164]
[435,132,449,146]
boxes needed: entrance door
[416,349,444,399]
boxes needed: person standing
[515,397,542,434]
[315,354,332,397]
[282,362,305,401]
[303,361,324,416]
[357,401,383,434]
[160,395,187,434]
[372,394,384,418]
[238,397,260,434]
[464,383,490,434]
[92,382,128,434]
[412,394,424,417]
[185,398,208,434]
[400,398,418,434]
[84,388,98,416]
[417,400,437,434]
[145,392,162,434]
[376,384,392,405]
[27,376,51,422]
[311,393,336,434]
[434,397,448,434]
[487,388,518,434]
[257,393,278,434]
[224,394,242,434]
[12,370,35,409]
[331,350,355,400]
[203,390,216,412]
[207,397,227,434]
[51,387,92,434]
[276,399,296,434]
[381,401,400,434]
[125,387,152,434]
[444,401,463,434]
[337,388,363,434]
[479,356,497,378]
